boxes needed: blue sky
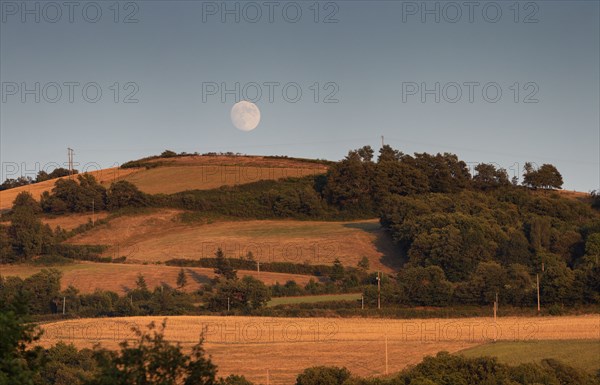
[1,0,598,191]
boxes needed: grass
[268,293,363,307]
[36,315,600,384]
[459,340,600,374]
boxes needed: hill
[0,155,328,212]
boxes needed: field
[120,155,327,195]
[37,315,600,384]
[460,340,600,374]
[267,293,363,307]
[66,210,402,272]
[0,261,320,294]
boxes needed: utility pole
[257,260,260,275]
[361,294,364,310]
[67,148,74,177]
[536,273,541,313]
[227,296,230,312]
[62,297,66,315]
[381,135,385,147]
[377,272,381,310]
[92,199,95,225]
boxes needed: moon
[231,101,261,131]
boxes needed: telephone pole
[62,297,66,315]
[377,272,381,310]
[381,135,385,147]
[536,273,541,313]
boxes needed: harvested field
[67,212,401,273]
[37,315,600,384]
[0,262,319,294]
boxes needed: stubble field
[37,315,600,384]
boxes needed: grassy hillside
[0,261,320,294]
[460,340,600,374]
[66,210,401,272]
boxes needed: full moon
[231,101,261,131]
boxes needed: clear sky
[1,0,598,192]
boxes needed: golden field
[0,261,319,294]
[120,155,327,195]
[38,315,600,384]
[66,209,400,273]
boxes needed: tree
[177,269,188,289]
[106,181,147,211]
[161,150,178,158]
[0,176,33,191]
[0,308,43,385]
[377,144,401,163]
[86,320,217,385]
[135,274,148,291]
[210,276,270,312]
[523,163,563,190]
[357,256,370,271]
[295,366,350,385]
[22,269,62,314]
[330,259,345,282]
[214,248,237,281]
[41,175,106,213]
[8,193,54,259]
[398,266,453,306]
[473,163,509,190]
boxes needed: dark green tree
[295,366,350,385]
[473,163,510,190]
[177,269,188,289]
[214,248,237,280]
[106,181,147,211]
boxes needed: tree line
[0,167,77,191]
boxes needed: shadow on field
[343,221,405,271]
[187,269,212,285]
